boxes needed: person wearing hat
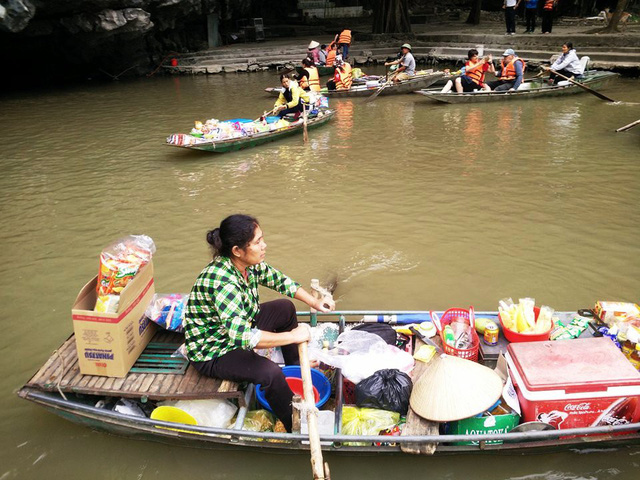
[487,48,526,92]
[307,40,320,65]
[384,43,415,84]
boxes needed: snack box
[594,301,640,325]
[72,261,156,377]
[506,337,640,429]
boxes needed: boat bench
[24,331,246,406]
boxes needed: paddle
[303,103,309,143]
[364,73,392,103]
[298,340,329,480]
[616,119,640,132]
[547,69,616,102]
[255,108,276,122]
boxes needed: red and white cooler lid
[507,337,640,394]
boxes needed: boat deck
[24,331,246,406]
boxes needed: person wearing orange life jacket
[336,29,352,60]
[326,55,352,91]
[325,42,337,67]
[487,49,526,92]
[541,0,557,33]
[296,57,321,92]
[443,49,495,93]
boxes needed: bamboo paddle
[255,108,276,122]
[303,104,309,143]
[616,119,640,132]
[548,69,616,102]
[298,340,329,479]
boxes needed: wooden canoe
[414,71,619,104]
[17,309,640,456]
[166,110,334,153]
[266,72,445,98]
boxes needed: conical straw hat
[409,354,503,422]
[308,40,320,49]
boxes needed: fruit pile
[498,297,554,334]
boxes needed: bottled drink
[443,325,455,347]
[629,344,640,371]
[618,331,635,359]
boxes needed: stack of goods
[167,117,288,146]
[144,293,188,332]
[431,307,480,361]
[95,235,156,313]
[594,301,640,370]
[498,298,554,342]
[549,314,590,340]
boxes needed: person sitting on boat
[326,55,352,91]
[307,40,321,65]
[318,44,328,66]
[486,49,525,92]
[296,57,321,93]
[384,44,415,84]
[543,42,584,85]
[184,214,335,433]
[441,49,494,93]
[325,42,338,67]
[273,74,311,118]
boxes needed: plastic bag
[145,293,188,332]
[97,235,155,297]
[311,330,414,384]
[243,409,275,432]
[342,406,400,444]
[355,369,413,415]
[160,399,237,428]
[352,323,397,345]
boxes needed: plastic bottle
[443,325,456,347]
[618,331,635,359]
[629,344,640,371]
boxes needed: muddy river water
[1,70,639,479]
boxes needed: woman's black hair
[564,42,573,50]
[206,214,259,258]
[280,73,290,82]
[467,49,479,59]
[302,57,313,67]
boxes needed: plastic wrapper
[310,330,414,384]
[145,293,188,332]
[243,409,275,432]
[355,369,413,415]
[159,399,237,428]
[342,406,400,445]
[97,235,155,297]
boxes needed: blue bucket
[265,116,280,124]
[255,366,331,412]
[225,118,253,124]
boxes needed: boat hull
[415,72,619,104]
[167,110,334,153]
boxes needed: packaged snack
[97,235,155,298]
[145,293,188,332]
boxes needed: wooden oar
[254,108,276,122]
[365,78,392,103]
[303,104,309,143]
[550,70,616,102]
[298,340,329,479]
[616,119,640,132]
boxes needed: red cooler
[506,337,640,429]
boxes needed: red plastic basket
[430,307,480,362]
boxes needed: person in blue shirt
[487,49,525,92]
[524,0,538,32]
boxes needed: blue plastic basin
[255,365,331,412]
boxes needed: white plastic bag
[160,399,237,428]
[311,330,414,384]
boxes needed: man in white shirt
[504,0,521,35]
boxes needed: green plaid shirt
[184,256,300,362]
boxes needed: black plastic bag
[355,368,413,415]
[352,323,397,345]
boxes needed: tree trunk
[372,0,412,34]
[466,0,483,25]
[601,0,630,32]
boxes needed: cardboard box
[72,261,156,377]
[594,301,640,325]
[506,337,640,430]
[447,411,520,446]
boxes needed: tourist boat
[17,309,640,455]
[414,71,619,104]
[165,110,334,153]
[266,71,445,99]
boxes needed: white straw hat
[308,41,320,49]
[409,354,503,422]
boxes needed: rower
[273,74,311,119]
[384,43,415,84]
[543,42,584,85]
[487,48,526,92]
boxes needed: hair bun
[206,228,222,249]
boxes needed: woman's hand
[314,297,335,313]
[291,323,311,344]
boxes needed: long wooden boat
[18,309,640,456]
[296,65,335,77]
[415,71,619,104]
[165,110,334,153]
[266,72,445,98]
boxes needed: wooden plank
[401,336,439,455]
[28,336,77,387]
[139,374,156,394]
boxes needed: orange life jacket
[300,66,321,92]
[338,30,352,45]
[500,57,526,81]
[335,62,352,90]
[326,48,337,67]
[465,60,486,86]
[543,0,555,10]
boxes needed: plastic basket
[430,307,480,362]
[498,306,553,342]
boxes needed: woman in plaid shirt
[184,214,334,431]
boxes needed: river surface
[1,69,640,479]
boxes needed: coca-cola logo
[564,402,591,411]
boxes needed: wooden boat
[166,110,334,153]
[415,71,619,104]
[18,309,640,455]
[266,71,445,99]
[296,65,335,77]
